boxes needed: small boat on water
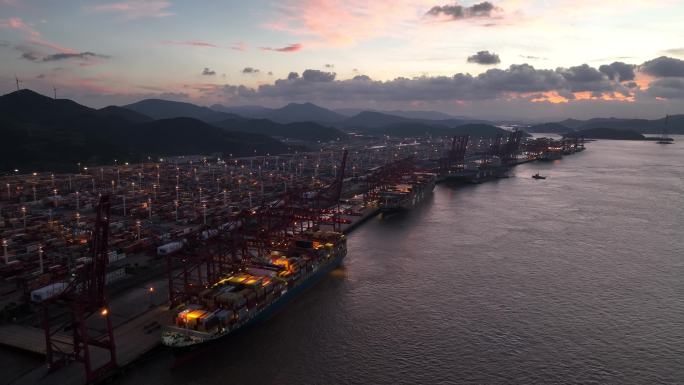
[532,173,546,180]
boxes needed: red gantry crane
[42,195,117,382]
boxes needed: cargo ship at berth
[161,230,346,352]
[378,172,436,213]
[539,150,562,161]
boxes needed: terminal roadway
[2,276,171,385]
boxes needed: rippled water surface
[116,138,684,385]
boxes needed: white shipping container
[157,241,184,256]
[75,256,92,264]
[105,268,126,284]
[302,191,317,199]
[31,282,69,302]
[219,220,243,231]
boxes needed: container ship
[378,172,436,213]
[539,150,562,161]
[161,230,346,352]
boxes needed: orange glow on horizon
[528,89,636,104]
[529,91,570,104]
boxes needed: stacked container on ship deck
[214,286,245,310]
[216,309,233,327]
[239,288,257,309]
[176,308,215,331]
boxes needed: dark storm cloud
[204,57,684,106]
[202,67,216,76]
[217,63,623,102]
[42,52,109,61]
[15,47,110,63]
[647,78,684,99]
[477,64,566,93]
[0,40,10,47]
[467,51,500,65]
[640,56,684,77]
[426,1,497,19]
[301,69,336,82]
[14,45,45,62]
[557,64,614,92]
[21,51,40,61]
[242,67,260,74]
[598,62,636,81]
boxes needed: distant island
[563,127,646,140]
[526,115,682,135]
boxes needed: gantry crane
[42,195,117,382]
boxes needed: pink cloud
[263,1,432,48]
[160,40,249,52]
[0,17,75,53]
[231,42,248,51]
[0,17,39,37]
[161,40,219,48]
[85,1,173,20]
[29,38,74,54]
[260,43,302,52]
[264,0,677,49]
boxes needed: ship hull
[440,167,508,185]
[539,152,562,161]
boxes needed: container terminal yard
[0,133,585,385]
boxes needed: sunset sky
[1,0,684,120]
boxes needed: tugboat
[532,173,546,180]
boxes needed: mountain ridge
[0,90,290,171]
